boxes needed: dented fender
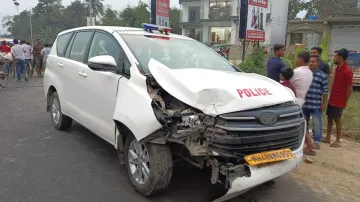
[113,65,162,141]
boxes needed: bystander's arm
[345,71,353,108]
[321,75,329,111]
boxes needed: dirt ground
[291,134,360,202]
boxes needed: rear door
[77,30,128,144]
[62,30,94,123]
[46,31,74,115]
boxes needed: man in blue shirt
[266,44,286,82]
[303,55,328,152]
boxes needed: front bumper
[213,134,305,202]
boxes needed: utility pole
[89,0,93,26]
[29,7,33,46]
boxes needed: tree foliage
[288,0,360,20]
[2,0,181,44]
[238,47,267,76]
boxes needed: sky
[0,0,180,34]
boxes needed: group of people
[267,44,353,157]
[0,38,51,81]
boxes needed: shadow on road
[66,123,283,202]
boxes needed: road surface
[0,78,333,202]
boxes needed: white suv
[44,24,305,201]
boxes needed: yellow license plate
[244,148,296,166]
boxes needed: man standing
[266,44,286,82]
[323,49,353,147]
[290,51,315,156]
[303,55,328,151]
[21,40,33,77]
[33,39,44,77]
[290,51,313,106]
[41,44,51,69]
[11,39,28,82]
[311,47,331,78]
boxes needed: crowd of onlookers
[267,44,353,160]
[0,39,52,82]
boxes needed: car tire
[50,92,73,130]
[124,133,172,196]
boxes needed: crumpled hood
[148,59,296,116]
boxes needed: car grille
[208,102,305,157]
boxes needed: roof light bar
[142,23,172,34]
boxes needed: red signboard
[248,0,268,8]
[156,0,170,26]
[246,0,268,41]
[156,0,170,17]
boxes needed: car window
[120,34,239,73]
[56,32,73,57]
[69,31,93,62]
[88,32,121,65]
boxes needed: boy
[280,68,296,96]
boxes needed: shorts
[326,104,344,119]
[25,59,32,64]
[2,63,9,73]
[34,58,42,68]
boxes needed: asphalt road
[0,78,331,202]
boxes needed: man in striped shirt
[303,55,329,150]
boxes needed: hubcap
[128,140,150,185]
[51,98,60,124]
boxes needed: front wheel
[124,134,173,196]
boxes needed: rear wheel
[50,92,73,130]
[124,134,172,196]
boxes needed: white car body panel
[113,64,163,141]
[148,59,296,116]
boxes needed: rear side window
[69,31,93,63]
[56,32,73,57]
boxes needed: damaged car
[44,24,306,201]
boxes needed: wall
[267,0,290,45]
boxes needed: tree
[288,0,308,20]
[170,8,181,34]
[62,0,87,29]
[102,6,124,26]
[305,0,360,19]
[85,0,105,23]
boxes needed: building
[179,0,290,47]
[286,17,360,53]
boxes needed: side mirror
[88,55,119,73]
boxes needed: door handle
[57,63,63,67]
[78,72,87,78]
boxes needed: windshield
[120,34,239,73]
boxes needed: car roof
[57,26,191,40]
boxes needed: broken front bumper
[213,134,305,202]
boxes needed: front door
[78,31,128,144]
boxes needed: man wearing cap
[323,48,353,147]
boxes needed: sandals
[304,147,317,156]
[330,142,341,148]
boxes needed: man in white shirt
[290,51,313,107]
[290,51,315,157]
[11,39,28,81]
[21,40,33,77]
[41,44,51,69]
